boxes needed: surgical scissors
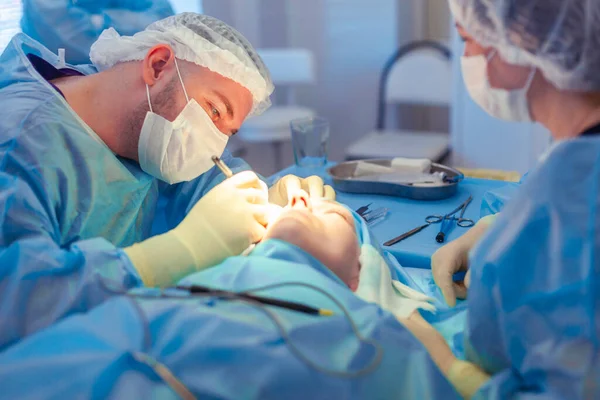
[434,195,475,243]
[383,195,475,247]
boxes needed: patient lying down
[264,191,490,399]
[264,191,361,291]
[264,191,433,315]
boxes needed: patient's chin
[349,276,359,291]
[265,210,361,290]
[345,264,361,291]
[328,259,361,291]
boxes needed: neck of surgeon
[529,72,600,140]
[53,62,141,158]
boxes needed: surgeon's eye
[209,104,221,122]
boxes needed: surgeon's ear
[142,44,175,85]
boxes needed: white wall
[290,0,398,162]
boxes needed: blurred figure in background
[21,0,175,64]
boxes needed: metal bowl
[327,159,464,201]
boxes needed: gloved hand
[125,171,277,287]
[447,359,491,399]
[269,175,335,207]
[431,214,497,307]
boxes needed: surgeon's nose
[290,190,312,211]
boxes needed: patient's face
[265,193,361,290]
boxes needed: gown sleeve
[466,139,600,399]
[0,172,143,351]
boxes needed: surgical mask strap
[146,85,154,113]
[173,58,190,103]
[523,67,536,90]
[145,57,189,114]
[488,50,536,91]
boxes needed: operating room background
[0,0,551,177]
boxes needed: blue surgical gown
[21,0,174,64]
[466,137,600,398]
[0,34,252,350]
[0,239,459,400]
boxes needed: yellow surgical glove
[447,360,490,399]
[398,312,490,400]
[125,171,272,287]
[431,214,498,307]
[269,174,335,206]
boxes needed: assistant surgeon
[0,13,333,350]
[429,1,600,396]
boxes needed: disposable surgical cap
[89,13,274,115]
[449,0,600,92]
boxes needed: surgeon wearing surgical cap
[0,13,334,350]
[429,0,600,398]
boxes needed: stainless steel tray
[327,159,464,201]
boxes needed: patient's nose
[290,190,312,211]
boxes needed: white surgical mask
[138,59,229,184]
[460,51,536,122]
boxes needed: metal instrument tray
[327,159,463,201]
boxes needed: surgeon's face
[456,23,534,91]
[264,194,361,291]
[126,45,254,160]
[167,61,254,136]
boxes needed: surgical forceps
[212,155,257,255]
[355,203,389,226]
[434,195,475,243]
[212,155,233,178]
[383,195,475,246]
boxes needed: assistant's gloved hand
[447,359,491,399]
[269,175,335,206]
[125,171,277,287]
[431,214,497,307]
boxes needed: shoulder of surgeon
[519,136,600,220]
[0,34,95,144]
[539,136,600,179]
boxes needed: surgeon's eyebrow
[212,90,234,119]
